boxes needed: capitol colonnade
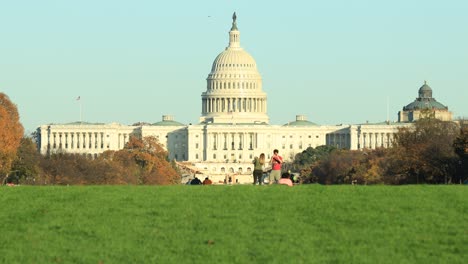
[201,97,267,114]
[39,123,137,155]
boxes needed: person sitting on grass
[202,177,212,185]
[278,172,293,187]
[190,177,202,185]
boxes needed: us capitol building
[37,13,453,183]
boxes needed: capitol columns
[350,125,359,150]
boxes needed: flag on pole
[76,96,81,101]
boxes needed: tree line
[1,92,180,185]
[2,92,467,185]
[288,117,468,184]
[5,135,180,185]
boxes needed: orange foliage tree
[0,93,24,182]
[114,136,180,185]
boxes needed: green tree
[290,145,336,183]
[453,119,468,183]
[9,137,42,184]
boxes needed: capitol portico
[37,13,452,183]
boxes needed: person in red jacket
[202,177,213,185]
[269,149,283,184]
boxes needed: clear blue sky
[1,0,467,133]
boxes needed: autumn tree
[392,117,460,183]
[0,93,24,183]
[121,136,180,185]
[311,150,367,184]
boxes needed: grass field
[0,185,466,263]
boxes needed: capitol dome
[200,13,269,124]
[210,49,258,73]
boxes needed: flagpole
[80,100,82,124]
[76,96,82,124]
[386,96,389,123]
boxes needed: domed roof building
[152,115,185,126]
[398,81,452,122]
[37,13,457,184]
[283,115,318,127]
[200,12,268,124]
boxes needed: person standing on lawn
[253,153,265,185]
[269,149,283,184]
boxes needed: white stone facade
[37,14,440,183]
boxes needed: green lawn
[0,185,466,263]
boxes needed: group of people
[187,149,295,186]
[253,149,294,187]
[188,176,212,185]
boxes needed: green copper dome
[283,115,318,126]
[152,115,185,126]
[151,120,185,126]
[403,81,448,111]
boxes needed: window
[213,154,216,159]
[195,154,199,159]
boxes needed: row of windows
[209,73,257,79]
[215,63,255,68]
[193,153,273,161]
[208,81,257,90]
[281,144,312,150]
[282,135,320,139]
[49,142,109,150]
[212,142,254,151]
